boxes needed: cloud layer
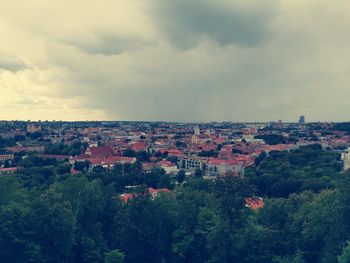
[0,0,350,122]
[149,0,275,48]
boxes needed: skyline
[1,0,350,122]
[0,117,343,124]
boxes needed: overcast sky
[0,0,350,122]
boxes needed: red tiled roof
[88,146,114,157]
[142,162,155,170]
[245,198,264,210]
[156,160,176,167]
[120,193,133,203]
[0,167,18,173]
[131,142,146,151]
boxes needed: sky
[0,0,350,122]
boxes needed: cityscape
[2,0,350,262]
[1,116,347,180]
[2,117,350,262]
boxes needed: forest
[1,144,350,263]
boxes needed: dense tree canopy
[0,144,349,262]
[333,122,350,134]
[246,144,342,198]
[254,134,287,145]
[45,140,85,156]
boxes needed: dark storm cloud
[4,0,350,122]
[65,33,156,56]
[149,0,276,49]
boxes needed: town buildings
[0,119,349,178]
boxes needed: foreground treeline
[1,145,350,263]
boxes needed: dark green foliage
[194,168,203,178]
[255,134,287,145]
[0,136,16,147]
[175,140,186,147]
[247,144,342,198]
[0,145,349,262]
[27,131,43,140]
[56,163,72,175]
[333,122,350,134]
[104,249,125,263]
[122,149,150,162]
[0,177,75,263]
[45,140,84,156]
[338,241,350,263]
[18,156,58,168]
[115,192,178,263]
[14,134,26,142]
[74,160,90,171]
[198,150,218,157]
[232,148,245,154]
[177,170,186,184]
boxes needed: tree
[104,249,125,263]
[194,169,203,178]
[0,138,348,263]
[338,241,350,263]
[246,145,342,198]
[158,174,173,189]
[74,160,90,171]
[172,187,218,263]
[92,165,106,175]
[123,149,136,157]
[198,150,218,158]
[29,189,75,263]
[56,177,110,262]
[56,163,71,175]
[177,170,186,184]
[232,148,244,154]
[28,131,43,140]
[115,191,177,263]
[273,250,305,263]
[211,176,252,225]
[175,140,186,147]
[255,134,286,145]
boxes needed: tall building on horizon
[299,115,305,124]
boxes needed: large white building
[341,147,350,170]
[178,156,206,171]
[156,160,178,174]
[205,158,243,176]
[178,156,245,176]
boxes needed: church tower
[194,126,200,135]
